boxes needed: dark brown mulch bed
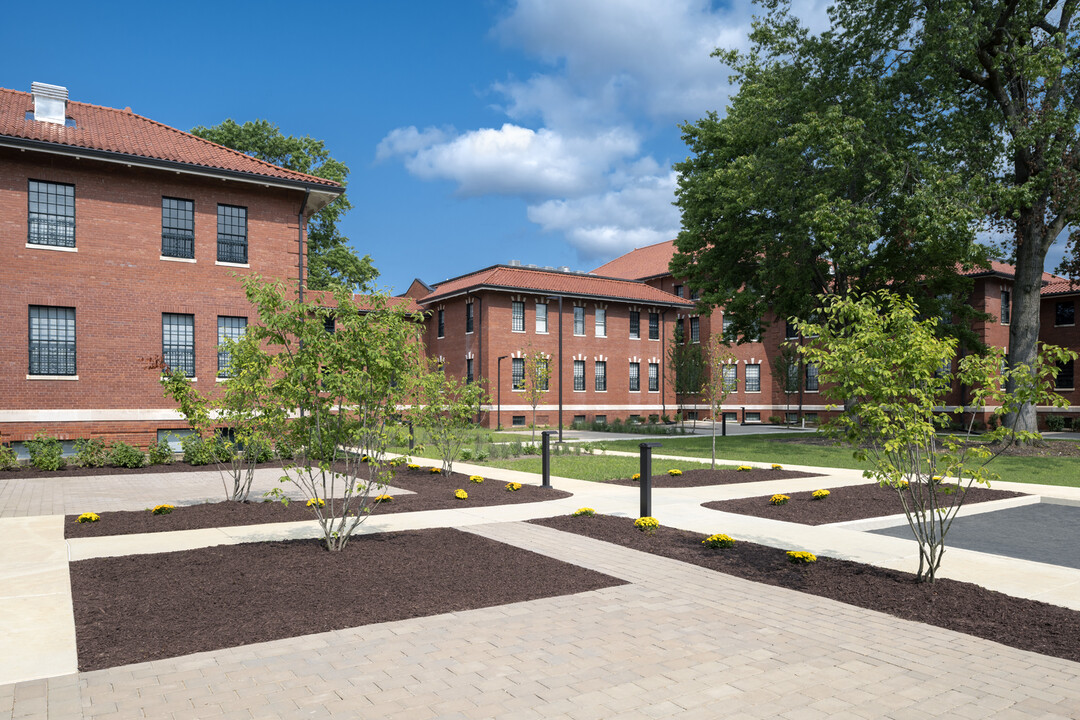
[703,483,1026,525]
[70,528,625,671]
[530,514,1080,663]
[65,465,570,538]
[0,459,284,480]
[602,467,820,488]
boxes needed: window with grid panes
[629,311,640,339]
[594,361,607,391]
[574,306,585,335]
[1057,360,1075,389]
[629,362,640,391]
[536,303,548,333]
[676,318,685,341]
[512,358,525,390]
[512,301,525,332]
[217,205,248,264]
[1056,301,1075,326]
[595,307,606,337]
[573,360,585,391]
[745,364,761,392]
[466,358,474,384]
[649,312,659,340]
[1000,289,1011,324]
[162,197,194,258]
[539,358,549,391]
[217,316,247,377]
[28,180,75,247]
[28,306,76,375]
[465,303,474,333]
[437,309,445,338]
[648,362,659,391]
[806,363,819,391]
[163,313,195,377]
[722,364,737,392]
[690,317,700,343]
[722,315,734,340]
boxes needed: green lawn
[476,455,726,483]
[600,434,1080,487]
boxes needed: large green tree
[672,3,992,350]
[191,119,376,292]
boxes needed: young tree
[773,343,803,425]
[668,323,707,427]
[240,276,421,551]
[703,339,737,470]
[191,119,377,292]
[520,349,552,441]
[797,290,1075,581]
[412,357,488,477]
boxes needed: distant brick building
[0,83,342,450]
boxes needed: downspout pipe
[298,189,310,301]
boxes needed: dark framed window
[437,309,445,338]
[629,362,640,392]
[595,361,607,391]
[512,357,524,390]
[785,321,799,340]
[28,180,75,247]
[466,303,474,333]
[28,306,76,375]
[573,360,585,391]
[574,306,585,335]
[674,285,683,297]
[648,362,659,392]
[512,415,526,427]
[649,312,659,340]
[163,313,195,377]
[1057,360,1075,390]
[217,204,248,264]
[1056,301,1075,326]
[745,364,761,392]
[806,363,819,391]
[539,358,549,391]
[466,358,474,384]
[675,318,685,342]
[690,288,699,300]
[722,365,737,392]
[324,315,336,333]
[722,315,734,341]
[690,317,700,343]
[512,301,525,332]
[217,316,247,377]
[162,197,194,258]
[1000,288,1011,325]
[629,311,640,339]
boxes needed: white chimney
[31,82,68,125]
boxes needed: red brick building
[0,83,342,451]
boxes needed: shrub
[702,533,735,549]
[74,438,110,468]
[245,437,274,464]
[109,442,146,468]
[469,475,484,483]
[505,482,522,491]
[26,434,65,471]
[147,440,174,465]
[150,504,174,515]
[212,435,236,463]
[475,449,490,462]
[460,448,475,461]
[274,439,296,460]
[522,444,540,456]
[812,489,830,500]
[0,444,18,470]
[1045,414,1066,432]
[634,516,660,534]
[181,434,215,466]
[770,494,790,505]
[786,551,817,564]
[768,415,784,425]
[454,489,468,500]
[667,469,682,476]
[77,512,100,523]
[572,507,595,517]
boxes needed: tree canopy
[191,119,377,292]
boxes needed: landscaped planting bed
[66,464,570,538]
[1,458,284,479]
[703,483,1026,525]
[602,467,820,488]
[70,528,624,671]
[530,514,1080,663]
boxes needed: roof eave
[420,283,694,309]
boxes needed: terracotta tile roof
[421,265,693,307]
[591,240,676,280]
[1042,279,1080,297]
[0,88,341,189]
[959,259,1064,284]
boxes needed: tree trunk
[1006,219,1049,434]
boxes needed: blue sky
[2,1,1068,292]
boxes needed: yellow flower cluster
[786,551,817,564]
[374,494,393,503]
[771,464,783,470]
[631,472,641,481]
[572,507,596,517]
[470,475,484,483]
[770,494,790,506]
[702,533,735,549]
[667,469,682,476]
[150,504,175,515]
[306,498,325,508]
[454,489,468,500]
[360,455,372,463]
[429,467,443,474]
[407,463,420,470]
[811,489,830,500]
[76,512,100,523]
[634,516,660,534]
[505,482,522,492]
[737,465,753,472]
[931,475,944,483]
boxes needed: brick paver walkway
[5,521,1079,719]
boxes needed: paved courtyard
[2,456,1080,718]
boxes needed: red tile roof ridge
[591,239,676,279]
[0,88,341,188]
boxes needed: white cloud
[374,126,450,162]
[377,123,640,197]
[527,171,680,260]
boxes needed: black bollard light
[639,442,662,518]
[541,430,557,489]
[408,421,415,451]
[722,413,727,437]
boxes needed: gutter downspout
[661,309,668,420]
[477,295,484,425]
[298,189,310,302]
